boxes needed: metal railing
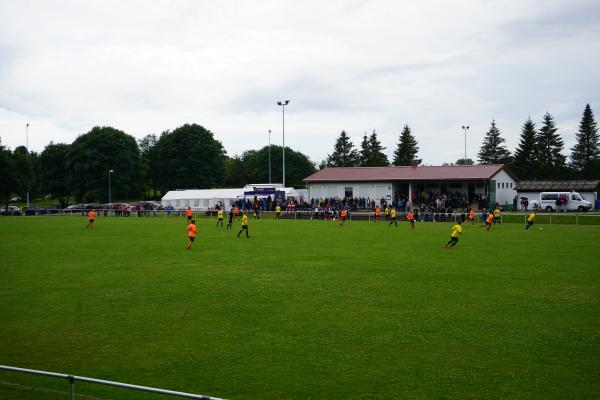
[0,365,224,400]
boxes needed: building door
[468,183,475,202]
[344,187,353,199]
[440,183,448,194]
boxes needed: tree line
[1,123,317,208]
[2,104,598,208]
[323,104,600,180]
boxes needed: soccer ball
[539,227,543,231]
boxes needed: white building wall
[491,169,518,205]
[308,182,393,202]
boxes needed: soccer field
[0,216,599,400]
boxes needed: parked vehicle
[37,206,59,215]
[64,204,86,213]
[0,206,22,216]
[539,191,592,212]
[22,206,38,216]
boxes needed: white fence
[0,364,223,400]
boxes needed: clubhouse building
[304,164,518,206]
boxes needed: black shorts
[218,217,223,221]
[408,219,414,223]
[528,220,534,226]
[189,236,195,242]
[187,215,192,220]
[449,236,458,242]
[486,221,492,226]
[242,225,248,230]
[88,219,94,222]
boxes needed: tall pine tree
[392,125,420,166]
[326,130,359,167]
[361,130,389,166]
[536,112,566,178]
[477,120,511,164]
[359,132,370,166]
[570,104,600,177]
[512,117,538,178]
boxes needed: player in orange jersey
[86,210,96,228]
[406,210,415,229]
[468,209,475,225]
[186,219,197,249]
[481,212,495,231]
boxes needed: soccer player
[406,210,415,229]
[374,206,381,222]
[481,212,494,231]
[186,219,197,249]
[275,204,282,220]
[468,209,475,225]
[526,211,536,230]
[388,207,398,227]
[384,205,390,221]
[216,207,224,227]
[237,212,250,238]
[186,207,193,224]
[443,220,462,248]
[234,206,240,221]
[340,208,348,226]
[86,209,96,228]
[493,207,501,224]
[226,208,234,229]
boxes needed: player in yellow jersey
[443,220,462,248]
[237,212,250,238]
[216,207,224,227]
[388,207,398,227]
[525,211,536,230]
[275,204,282,220]
[493,207,501,224]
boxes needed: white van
[539,191,592,212]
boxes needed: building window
[204,199,209,207]
[498,182,501,189]
[344,187,353,198]
[175,200,180,207]
[510,183,513,188]
[194,199,199,207]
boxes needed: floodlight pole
[461,125,469,163]
[277,100,290,187]
[26,123,30,207]
[268,129,272,184]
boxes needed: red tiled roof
[305,165,511,182]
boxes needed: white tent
[161,184,299,211]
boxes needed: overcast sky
[1,0,599,165]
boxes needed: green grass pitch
[0,216,599,399]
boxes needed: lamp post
[268,129,272,184]
[277,100,290,187]
[108,169,114,205]
[25,123,30,207]
[461,125,469,163]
